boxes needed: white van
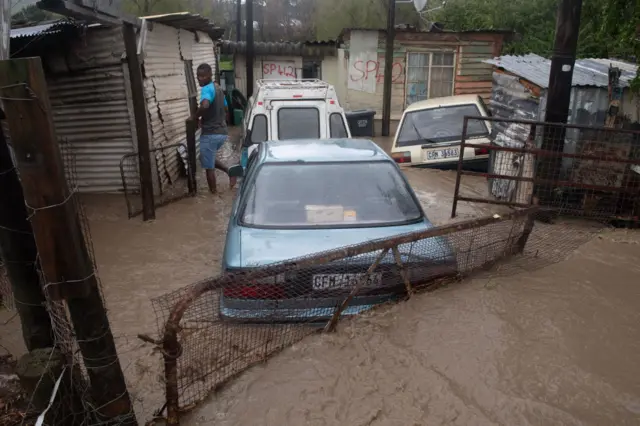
[240,79,351,165]
[390,95,492,170]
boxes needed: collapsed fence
[151,207,548,425]
[452,116,640,224]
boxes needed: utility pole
[538,0,583,199]
[236,0,242,42]
[0,57,136,426]
[246,0,254,98]
[382,0,396,137]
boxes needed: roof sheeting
[483,54,639,89]
[143,12,225,39]
[10,20,84,39]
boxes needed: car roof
[404,94,481,113]
[261,139,389,163]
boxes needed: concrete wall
[234,54,304,96]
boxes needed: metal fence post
[451,116,469,218]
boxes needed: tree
[11,4,57,25]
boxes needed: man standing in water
[192,63,236,193]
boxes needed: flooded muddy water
[0,134,638,425]
[187,230,640,426]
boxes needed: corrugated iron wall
[143,23,190,190]
[46,26,138,193]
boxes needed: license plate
[312,273,383,291]
[424,147,459,161]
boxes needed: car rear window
[241,162,423,228]
[396,104,489,147]
[278,108,320,140]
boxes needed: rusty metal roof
[10,20,84,39]
[219,40,337,56]
[143,12,225,39]
[484,54,639,89]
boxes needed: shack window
[405,52,455,106]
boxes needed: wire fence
[150,207,557,424]
[0,139,137,425]
[120,143,196,219]
[451,116,640,225]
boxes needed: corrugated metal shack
[337,27,512,132]
[483,54,640,204]
[484,54,640,125]
[9,14,223,193]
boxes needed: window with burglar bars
[405,52,455,106]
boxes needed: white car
[390,95,492,170]
[241,79,351,167]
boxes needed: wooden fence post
[186,118,197,195]
[122,22,155,222]
[0,57,137,426]
[0,108,54,351]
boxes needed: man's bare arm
[192,99,210,120]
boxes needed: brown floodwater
[0,135,638,425]
[186,229,640,426]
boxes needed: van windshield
[396,104,489,147]
[278,108,321,139]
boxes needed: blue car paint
[223,219,436,268]
[221,139,457,323]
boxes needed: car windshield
[241,162,423,228]
[396,104,489,147]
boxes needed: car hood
[235,221,452,267]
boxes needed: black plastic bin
[345,109,376,137]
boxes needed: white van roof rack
[256,78,332,99]
[256,79,330,90]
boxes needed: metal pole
[538,0,583,201]
[381,0,396,137]
[246,0,254,98]
[236,0,242,41]
[0,0,9,60]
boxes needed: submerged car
[221,139,457,323]
[390,94,492,170]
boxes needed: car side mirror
[242,129,252,148]
[228,165,245,178]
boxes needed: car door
[270,101,327,140]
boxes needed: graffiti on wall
[349,60,405,85]
[262,61,297,80]
[347,31,379,94]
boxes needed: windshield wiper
[409,118,438,144]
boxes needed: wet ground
[0,133,638,424]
